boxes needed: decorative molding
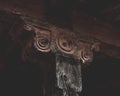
[22,16,100,96]
[23,21,99,63]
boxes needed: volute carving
[22,16,100,96]
[34,30,51,52]
[27,25,97,63]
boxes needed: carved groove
[34,30,51,52]
[56,35,74,54]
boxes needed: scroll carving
[0,10,119,96]
[22,16,100,96]
[56,33,75,55]
[34,30,51,52]
[29,25,96,63]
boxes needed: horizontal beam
[0,1,120,59]
[71,12,120,48]
[0,0,46,19]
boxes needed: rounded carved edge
[24,23,100,63]
[56,32,76,55]
[34,30,51,52]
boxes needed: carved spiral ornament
[0,11,101,96]
[34,30,51,52]
[56,35,74,54]
[24,23,99,96]
[80,50,93,63]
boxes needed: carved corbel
[23,18,100,96]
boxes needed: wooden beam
[0,0,46,19]
[71,12,120,48]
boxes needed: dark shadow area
[0,50,120,96]
[82,54,120,96]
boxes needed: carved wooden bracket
[22,16,100,96]
[23,17,99,63]
[0,7,120,96]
